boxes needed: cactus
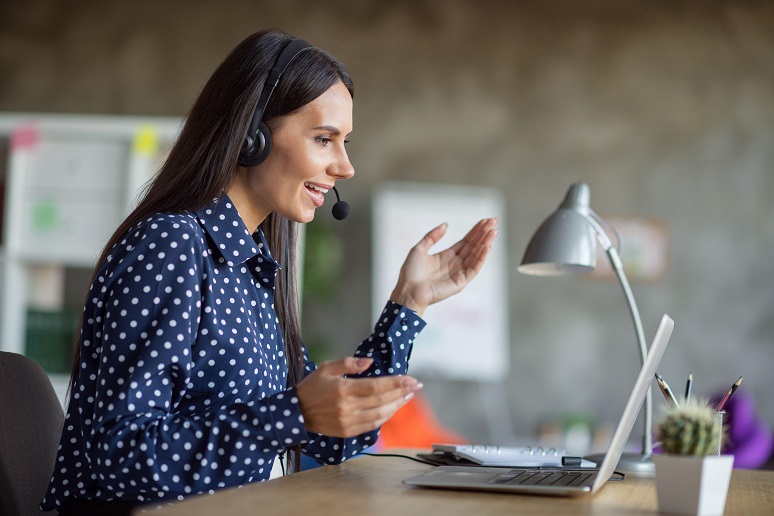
[656,399,722,456]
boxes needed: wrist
[390,288,425,317]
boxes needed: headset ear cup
[238,134,255,167]
[238,121,273,168]
[252,121,272,165]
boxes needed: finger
[444,242,494,290]
[449,219,493,259]
[344,384,416,416]
[346,374,422,400]
[413,223,448,254]
[307,378,421,437]
[455,227,498,269]
[317,356,374,377]
[450,218,497,256]
[458,244,494,280]
[461,228,497,270]
[345,393,417,435]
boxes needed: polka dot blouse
[41,195,426,510]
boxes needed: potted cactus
[653,399,734,515]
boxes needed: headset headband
[244,38,313,146]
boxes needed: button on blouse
[41,195,426,509]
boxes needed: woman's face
[231,80,355,229]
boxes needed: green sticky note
[31,201,59,230]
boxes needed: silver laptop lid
[590,313,674,492]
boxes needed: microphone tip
[332,201,350,220]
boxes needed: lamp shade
[518,183,597,276]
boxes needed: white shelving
[0,113,182,386]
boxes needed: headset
[238,38,313,168]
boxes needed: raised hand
[389,218,498,316]
[295,357,423,437]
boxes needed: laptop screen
[590,314,674,492]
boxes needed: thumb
[318,356,374,377]
[414,223,448,253]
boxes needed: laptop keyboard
[491,469,593,487]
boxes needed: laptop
[403,314,674,497]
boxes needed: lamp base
[584,452,655,478]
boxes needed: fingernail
[404,392,415,402]
[355,357,373,367]
[404,381,424,394]
[401,377,418,388]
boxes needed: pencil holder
[712,411,725,456]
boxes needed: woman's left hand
[390,218,498,317]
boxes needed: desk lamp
[518,182,654,477]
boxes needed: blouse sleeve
[78,220,310,502]
[300,301,426,464]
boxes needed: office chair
[0,351,64,516]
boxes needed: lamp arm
[606,246,652,456]
[586,215,653,456]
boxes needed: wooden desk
[146,453,774,515]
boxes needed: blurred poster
[372,181,509,381]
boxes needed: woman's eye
[315,137,332,147]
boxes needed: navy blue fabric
[41,194,426,509]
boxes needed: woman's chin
[286,210,316,224]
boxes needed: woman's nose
[331,149,355,179]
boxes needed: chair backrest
[0,352,64,516]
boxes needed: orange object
[377,392,467,450]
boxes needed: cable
[590,209,623,255]
[359,452,438,466]
[280,452,287,476]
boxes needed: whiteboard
[371,181,509,381]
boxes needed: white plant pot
[654,454,734,515]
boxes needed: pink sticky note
[10,123,39,150]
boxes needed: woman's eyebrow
[313,125,353,138]
[313,125,341,134]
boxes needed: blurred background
[1,0,772,460]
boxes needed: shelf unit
[0,113,182,404]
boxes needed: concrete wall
[2,0,773,446]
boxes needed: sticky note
[132,124,159,156]
[10,123,39,150]
[31,201,59,231]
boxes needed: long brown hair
[69,29,354,472]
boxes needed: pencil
[685,373,693,402]
[716,376,743,411]
[655,372,680,408]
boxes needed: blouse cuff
[353,301,427,376]
[379,301,427,337]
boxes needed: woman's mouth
[305,182,329,207]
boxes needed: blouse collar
[194,194,278,269]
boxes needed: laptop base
[403,465,594,497]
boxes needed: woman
[42,29,497,512]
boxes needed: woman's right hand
[295,357,423,438]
